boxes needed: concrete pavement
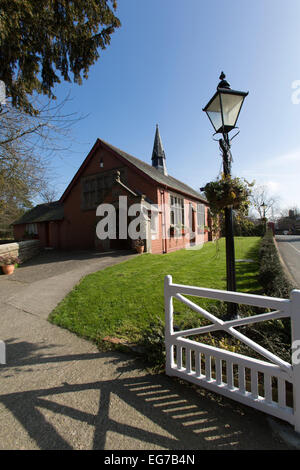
[0,249,290,449]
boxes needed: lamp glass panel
[205,94,222,133]
[220,93,244,128]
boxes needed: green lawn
[49,237,261,346]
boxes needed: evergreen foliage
[0,0,121,114]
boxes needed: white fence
[164,275,300,433]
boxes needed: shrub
[139,316,166,371]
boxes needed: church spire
[151,124,168,176]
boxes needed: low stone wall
[0,240,40,264]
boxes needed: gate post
[164,275,174,376]
[291,289,300,433]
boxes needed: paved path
[0,250,289,450]
[275,235,300,287]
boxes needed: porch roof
[13,201,64,225]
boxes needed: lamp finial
[218,71,231,90]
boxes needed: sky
[47,0,300,214]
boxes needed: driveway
[275,235,300,288]
[0,249,137,318]
[0,249,290,450]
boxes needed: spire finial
[151,125,168,176]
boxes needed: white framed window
[197,204,205,233]
[26,223,38,235]
[170,194,185,226]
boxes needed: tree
[0,99,68,233]
[279,206,300,218]
[249,184,280,220]
[0,138,44,235]
[0,0,121,115]
[0,92,84,156]
[40,187,59,203]
[0,80,88,235]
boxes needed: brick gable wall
[14,141,210,253]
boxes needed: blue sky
[49,0,300,212]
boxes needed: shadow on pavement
[0,340,288,450]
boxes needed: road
[275,235,300,288]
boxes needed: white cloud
[271,149,300,166]
[238,148,300,209]
[264,181,281,192]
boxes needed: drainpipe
[160,189,168,253]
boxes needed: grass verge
[49,237,261,349]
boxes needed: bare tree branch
[249,184,280,220]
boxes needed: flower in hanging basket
[202,176,252,215]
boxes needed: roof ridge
[100,139,205,202]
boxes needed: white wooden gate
[164,275,300,433]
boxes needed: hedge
[258,229,296,298]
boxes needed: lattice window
[81,168,126,210]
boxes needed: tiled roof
[13,201,64,225]
[101,140,207,203]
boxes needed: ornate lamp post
[203,72,248,318]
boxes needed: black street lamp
[261,201,267,218]
[203,72,248,319]
[261,201,267,233]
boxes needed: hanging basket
[203,177,251,214]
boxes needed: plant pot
[1,264,15,275]
[136,246,144,254]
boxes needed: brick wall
[61,143,211,253]
[61,145,161,250]
[13,140,211,254]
